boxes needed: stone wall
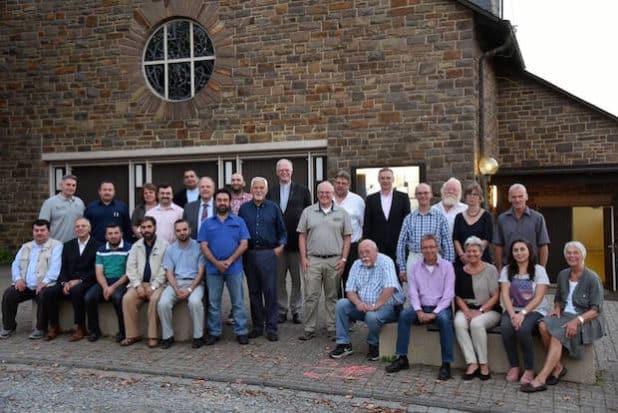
[496,72,618,168]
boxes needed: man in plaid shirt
[329,239,404,361]
[396,183,454,283]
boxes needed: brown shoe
[44,325,61,341]
[69,325,86,342]
[120,336,142,346]
[147,338,159,348]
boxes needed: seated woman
[521,241,606,392]
[499,239,551,385]
[454,236,501,380]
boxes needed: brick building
[1,0,617,288]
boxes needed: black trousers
[43,281,94,327]
[85,284,127,335]
[2,285,45,331]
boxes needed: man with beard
[396,183,453,283]
[85,223,131,342]
[41,217,101,341]
[39,174,85,243]
[157,219,206,349]
[121,216,169,348]
[199,188,251,345]
[0,219,63,340]
[229,173,253,215]
[431,177,467,236]
[173,169,200,208]
[183,177,215,239]
[145,184,184,244]
[238,177,287,341]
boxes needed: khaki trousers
[303,256,339,333]
[122,283,164,339]
[454,309,501,364]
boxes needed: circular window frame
[142,18,216,103]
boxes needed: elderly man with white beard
[431,177,468,236]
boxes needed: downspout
[478,32,512,207]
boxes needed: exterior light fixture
[479,156,499,176]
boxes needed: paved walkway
[0,266,616,412]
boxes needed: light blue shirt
[279,183,290,213]
[11,241,63,289]
[346,253,405,306]
[163,239,205,280]
[186,188,199,203]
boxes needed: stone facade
[1,0,618,252]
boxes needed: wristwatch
[521,309,528,315]
[187,287,193,293]
[578,315,585,325]
[479,307,485,313]
[151,285,156,291]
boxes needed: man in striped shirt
[85,222,131,343]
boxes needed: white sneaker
[29,329,45,339]
[0,329,16,339]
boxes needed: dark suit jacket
[173,190,188,208]
[58,237,102,286]
[267,182,312,251]
[363,190,411,264]
[183,199,214,240]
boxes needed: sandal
[520,370,535,385]
[506,367,519,383]
[120,336,142,346]
[546,366,567,386]
[520,382,547,393]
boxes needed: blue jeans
[245,250,278,335]
[395,305,454,363]
[335,298,400,346]
[207,273,248,336]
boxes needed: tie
[201,203,209,222]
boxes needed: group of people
[1,163,607,392]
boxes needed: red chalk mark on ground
[303,362,377,380]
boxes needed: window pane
[145,64,165,96]
[193,25,214,57]
[168,62,191,100]
[145,27,164,61]
[167,20,191,59]
[194,60,214,92]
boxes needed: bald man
[329,240,404,361]
[229,173,253,215]
[297,181,352,341]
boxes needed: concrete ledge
[33,300,197,341]
[379,323,596,384]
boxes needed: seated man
[42,217,101,341]
[122,216,168,348]
[385,233,455,380]
[329,239,404,361]
[85,223,131,342]
[157,219,205,349]
[1,219,63,339]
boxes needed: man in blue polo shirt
[199,188,250,345]
[85,222,131,342]
[84,181,132,243]
[238,177,287,342]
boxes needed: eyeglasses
[466,193,480,197]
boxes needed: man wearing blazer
[183,177,215,240]
[363,167,411,267]
[173,169,200,208]
[41,217,101,341]
[267,159,312,323]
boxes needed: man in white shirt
[333,170,365,297]
[431,177,467,236]
[173,169,200,208]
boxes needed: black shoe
[478,371,492,381]
[87,331,101,342]
[278,314,287,323]
[266,333,278,342]
[462,367,479,381]
[192,337,204,349]
[386,356,409,373]
[438,363,452,381]
[115,332,125,343]
[161,337,174,349]
[248,330,263,339]
[205,335,220,346]
[366,344,380,361]
[237,334,249,345]
[292,313,301,324]
[329,343,353,359]
[298,331,316,341]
